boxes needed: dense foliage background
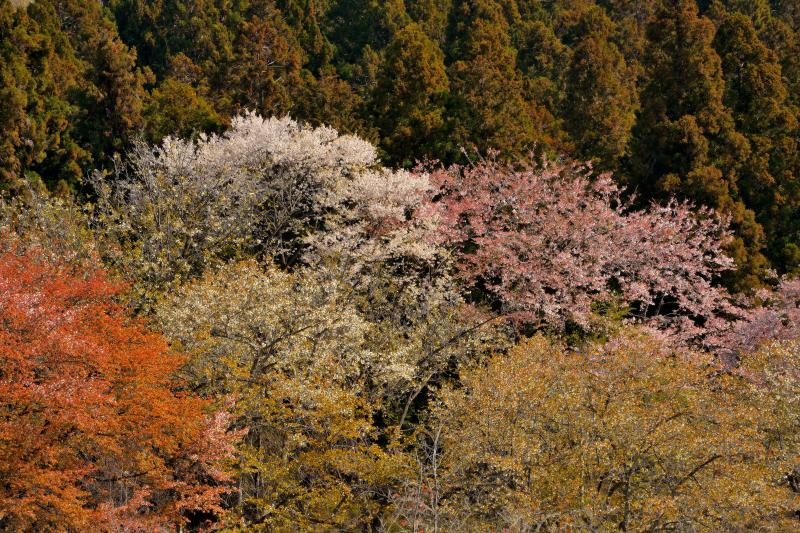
[1,0,800,530]
[2,0,800,288]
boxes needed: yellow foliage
[413,330,799,531]
[157,260,414,529]
[226,374,410,530]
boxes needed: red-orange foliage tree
[0,250,232,531]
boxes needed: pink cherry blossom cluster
[418,156,736,343]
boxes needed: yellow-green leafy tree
[402,329,798,531]
[156,260,414,529]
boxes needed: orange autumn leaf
[0,250,232,531]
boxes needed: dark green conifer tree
[1,0,147,191]
[0,0,88,190]
[293,66,365,134]
[406,0,452,43]
[628,0,765,289]
[563,6,638,166]
[277,0,333,70]
[370,22,449,166]
[447,0,549,159]
[224,9,305,117]
[713,6,800,274]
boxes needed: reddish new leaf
[0,250,231,531]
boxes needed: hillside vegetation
[1,0,799,530]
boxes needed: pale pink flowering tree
[419,156,735,342]
[707,277,800,365]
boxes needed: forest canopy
[2,0,800,285]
